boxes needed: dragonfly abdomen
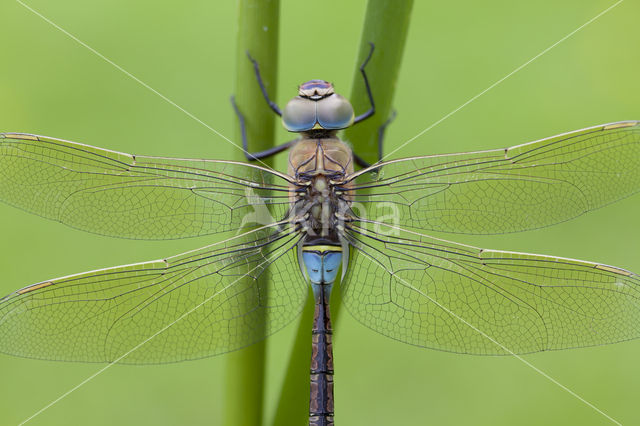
[303,245,341,426]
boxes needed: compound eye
[316,94,354,130]
[282,97,317,132]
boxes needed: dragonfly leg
[230,95,296,161]
[353,42,376,124]
[352,109,397,168]
[377,109,397,161]
[243,140,298,161]
[246,51,282,116]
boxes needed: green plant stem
[271,1,413,425]
[224,1,279,426]
[344,0,414,164]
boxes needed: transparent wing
[347,121,640,234]
[0,133,292,239]
[341,221,640,355]
[0,225,306,363]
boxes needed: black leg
[231,95,295,161]
[352,152,371,169]
[353,42,376,124]
[232,52,285,161]
[247,52,282,116]
[243,140,298,161]
[352,110,397,169]
[377,109,396,161]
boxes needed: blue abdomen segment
[302,247,343,284]
[303,244,341,425]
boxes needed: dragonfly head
[282,80,354,133]
[298,79,335,99]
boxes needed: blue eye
[282,93,354,132]
[317,94,354,130]
[282,97,317,132]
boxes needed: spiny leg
[352,110,397,168]
[353,42,376,124]
[247,51,282,116]
[230,95,296,161]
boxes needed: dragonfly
[1,45,640,426]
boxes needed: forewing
[0,133,292,239]
[0,226,306,363]
[341,222,640,355]
[348,121,640,234]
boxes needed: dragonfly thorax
[287,134,354,287]
[288,138,353,242]
[292,173,350,286]
[291,175,348,242]
[294,175,348,285]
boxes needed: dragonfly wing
[341,222,640,355]
[0,226,306,363]
[0,133,292,239]
[348,121,640,234]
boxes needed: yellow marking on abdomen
[303,245,342,253]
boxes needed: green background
[1,0,639,425]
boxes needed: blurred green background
[1,0,639,425]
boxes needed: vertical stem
[271,288,315,424]
[344,0,414,164]
[271,2,413,425]
[224,1,279,426]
